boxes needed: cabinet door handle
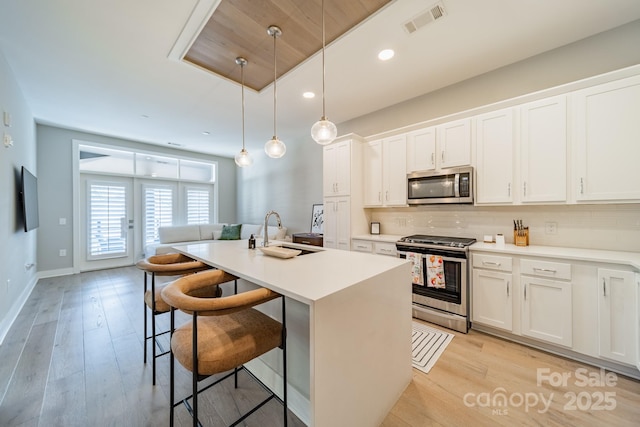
[523,182,527,197]
[602,277,606,296]
[506,281,510,297]
[580,178,584,195]
[524,283,527,300]
[431,152,435,165]
[507,183,511,197]
[533,267,557,274]
[441,151,445,163]
[356,245,368,249]
[378,191,382,202]
[483,261,501,267]
[385,191,389,201]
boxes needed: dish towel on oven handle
[426,254,445,288]
[406,252,424,286]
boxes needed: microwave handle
[454,173,460,197]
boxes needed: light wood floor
[0,266,638,426]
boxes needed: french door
[79,175,134,271]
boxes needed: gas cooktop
[397,234,477,248]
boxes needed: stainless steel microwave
[407,166,474,205]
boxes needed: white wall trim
[0,275,38,345]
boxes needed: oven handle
[397,250,467,264]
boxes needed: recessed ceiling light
[202,131,210,135]
[303,92,315,99]
[141,114,150,119]
[378,49,395,61]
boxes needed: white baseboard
[245,357,311,425]
[37,267,75,279]
[0,275,38,345]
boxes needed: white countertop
[173,239,409,305]
[471,242,640,271]
[352,234,404,243]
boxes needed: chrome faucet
[263,210,282,247]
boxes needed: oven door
[398,248,468,317]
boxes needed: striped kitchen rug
[412,321,454,374]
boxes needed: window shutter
[186,187,210,224]
[143,186,173,247]
[89,183,126,257]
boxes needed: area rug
[412,321,454,374]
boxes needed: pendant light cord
[241,61,246,151]
[273,30,278,138]
[321,0,326,119]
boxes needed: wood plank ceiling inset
[184,0,392,91]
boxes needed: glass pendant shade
[311,117,337,145]
[265,136,286,158]
[312,0,337,145]
[235,148,253,166]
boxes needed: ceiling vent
[403,2,447,34]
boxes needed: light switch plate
[3,133,13,147]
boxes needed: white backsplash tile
[370,204,640,252]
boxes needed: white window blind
[143,186,173,247]
[186,187,210,224]
[89,183,127,257]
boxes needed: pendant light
[264,25,286,158]
[311,0,337,145]
[234,57,253,167]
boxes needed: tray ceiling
[184,0,391,91]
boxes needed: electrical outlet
[545,222,558,235]
[59,249,67,257]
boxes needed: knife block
[514,228,529,247]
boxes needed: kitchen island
[172,239,412,427]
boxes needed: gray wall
[0,50,38,340]
[236,135,324,235]
[36,124,237,272]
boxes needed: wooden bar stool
[135,253,212,385]
[161,269,287,427]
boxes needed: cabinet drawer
[374,242,397,257]
[473,254,513,272]
[521,259,571,280]
[352,240,373,253]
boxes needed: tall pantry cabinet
[322,134,368,250]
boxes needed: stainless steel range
[396,234,476,333]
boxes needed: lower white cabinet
[598,268,637,365]
[521,276,572,347]
[323,197,350,251]
[472,268,513,332]
[351,239,397,257]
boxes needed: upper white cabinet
[406,127,436,172]
[363,135,407,207]
[437,119,472,169]
[475,108,515,204]
[406,120,471,174]
[598,268,637,365]
[323,140,351,197]
[520,96,567,203]
[572,75,640,202]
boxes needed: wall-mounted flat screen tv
[20,166,39,232]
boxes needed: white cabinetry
[598,268,637,365]
[520,96,567,203]
[437,118,472,169]
[520,259,572,347]
[322,135,368,251]
[406,120,471,174]
[363,135,407,207]
[351,239,397,257]
[472,254,513,331]
[572,74,640,202]
[323,140,351,197]
[406,127,436,172]
[323,197,350,251]
[475,108,515,204]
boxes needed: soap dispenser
[248,234,256,249]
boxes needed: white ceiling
[1,0,640,159]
